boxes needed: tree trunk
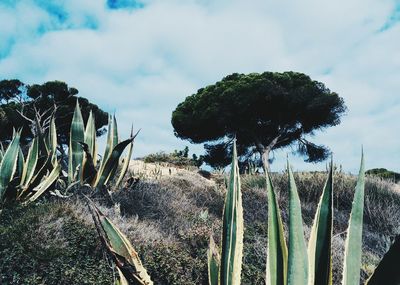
[262,147,271,173]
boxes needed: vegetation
[0,79,108,153]
[366,168,400,183]
[87,143,400,285]
[171,72,346,169]
[0,203,113,285]
[1,167,399,284]
[0,100,136,206]
[142,146,203,168]
[0,79,398,285]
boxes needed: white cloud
[0,0,399,172]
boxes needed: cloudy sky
[1,0,399,172]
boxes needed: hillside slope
[1,170,399,284]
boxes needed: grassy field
[1,169,399,284]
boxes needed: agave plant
[0,125,61,206]
[208,140,244,285]
[87,197,153,285]
[68,101,137,190]
[265,152,400,285]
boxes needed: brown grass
[9,170,398,284]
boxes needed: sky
[0,0,399,173]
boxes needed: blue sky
[0,0,399,172]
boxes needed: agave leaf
[0,142,4,163]
[21,150,54,197]
[108,115,120,180]
[307,161,334,285]
[112,115,119,147]
[98,114,113,176]
[17,147,25,181]
[21,138,39,187]
[115,125,135,188]
[287,163,308,285]
[219,140,244,285]
[0,132,21,202]
[87,198,153,285]
[341,153,365,285]
[84,111,97,167]
[365,235,400,285]
[94,131,139,189]
[48,115,58,166]
[208,236,220,285]
[266,169,288,285]
[68,100,85,183]
[79,142,97,185]
[25,162,61,203]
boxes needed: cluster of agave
[0,100,137,207]
[88,141,400,285]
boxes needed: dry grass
[2,169,399,284]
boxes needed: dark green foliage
[172,72,346,168]
[0,203,113,285]
[366,168,400,183]
[0,79,108,147]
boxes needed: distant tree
[172,71,347,170]
[0,79,108,158]
[366,168,400,183]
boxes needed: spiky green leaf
[341,153,365,285]
[26,163,61,203]
[98,114,113,176]
[219,140,244,285]
[115,125,135,188]
[48,115,58,165]
[84,111,97,167]
[266,169,288,285]
[308,162,333,285]
[287,163,308,285]
[94,132,139,189]
[68,100,85,183]
[0,132,21,202]
[208,236,220,285]
[87,198,153,285]
[80,142,97,185]
[21,137,39,187]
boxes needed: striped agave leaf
[87,198,153,285]
[84,111,97,167]
[219,140,244,285]
[68,100,85,183]
[20,150,54,197]
[26,162,61,203]
[80,142,97,185]
[112,115,119,147]
[341,153,365,285]
[266,169,288,285]
[0,131,21,202]
[17,147,25,180]
[0,143,4,164]
[115,125,135,188]
[94,132,139,189]
[107,115,120,180]
[287,163,308,285]
[48,115,58,166]
[208,236,220,285]
[308,161,334,285]
[98,114,114,176]
[20,137,39,188]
